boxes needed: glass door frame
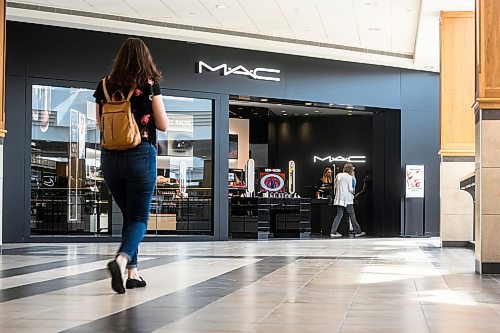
[160,88,229,240]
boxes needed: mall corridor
[0,238,499,333]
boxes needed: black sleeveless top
[93,79,162,145]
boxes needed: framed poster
[229,134,238,159]
[405,165,424,198]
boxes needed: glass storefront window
[148,96,213,235]
[30,84,214,236]
[30,85,103,235]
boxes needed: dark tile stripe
[0,255,109,278]
[62,256,299,333]
[1,246,77,255]
[0,256,188,303]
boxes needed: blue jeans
[101,141,156,268]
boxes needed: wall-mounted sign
[196,61,280,82]
[313,155,366,164]
[405,164,424,198]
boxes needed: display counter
[148,187,212,234]
[230,197,311,239]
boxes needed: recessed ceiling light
[215,4,230,9]
[260,98,268,102]
[281,110,287,113]
[238,107,243,110]
[346,105,354,109]
[304,113,309,116]
[305,102,312,106]
[314,110,320,113]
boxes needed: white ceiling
[6,0,474,72]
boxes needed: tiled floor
[0,238,499,332]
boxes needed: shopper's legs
[331,205,345,234]
[118,143,156,268]
[345,204,362,234]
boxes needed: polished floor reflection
[0,238,499,332]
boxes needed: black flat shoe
[107,260,125,294]
[126,277,147,289]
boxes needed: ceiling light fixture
[346,105,354,109]
[281,110,287,113]
[260,98,268,102]
[305,102,312,106]
[305,113,309,116]
[314,110,320,113]
[215,4,229,9]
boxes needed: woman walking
[94,37,169,294]
[330,163,366,238]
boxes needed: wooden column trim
[476,98,500,110]
[0,0,6,138]
[476,0,500,102]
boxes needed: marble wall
[440,158,474,245]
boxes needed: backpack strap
[101,78,111,103]
[102,78,137,102]
[126,83,137,101]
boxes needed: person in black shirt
[94,37,169,294]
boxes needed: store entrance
[227,97,401,238]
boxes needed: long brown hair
[321,167,332,184]
[109,37,162,86]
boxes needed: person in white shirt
[330,163,366,238]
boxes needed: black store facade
[4,22,440,242]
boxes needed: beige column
[474,0,500,274]
[0,0,6,250]
[439,12,475,247]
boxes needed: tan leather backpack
[100,78,142,150]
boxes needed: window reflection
[30,85,214,236]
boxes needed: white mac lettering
[196,61,280,82]
[313,155,366,164]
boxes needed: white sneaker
[354,231,366,237]
[330,232,342,238]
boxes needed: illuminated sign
[196,61,280,82]
[313,155,366,164]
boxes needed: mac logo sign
[195,61,280,82]
[313,155,366,164]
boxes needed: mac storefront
[4,22,440,242]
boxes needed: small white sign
[405,165,424,198]
[168,114,194,132]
